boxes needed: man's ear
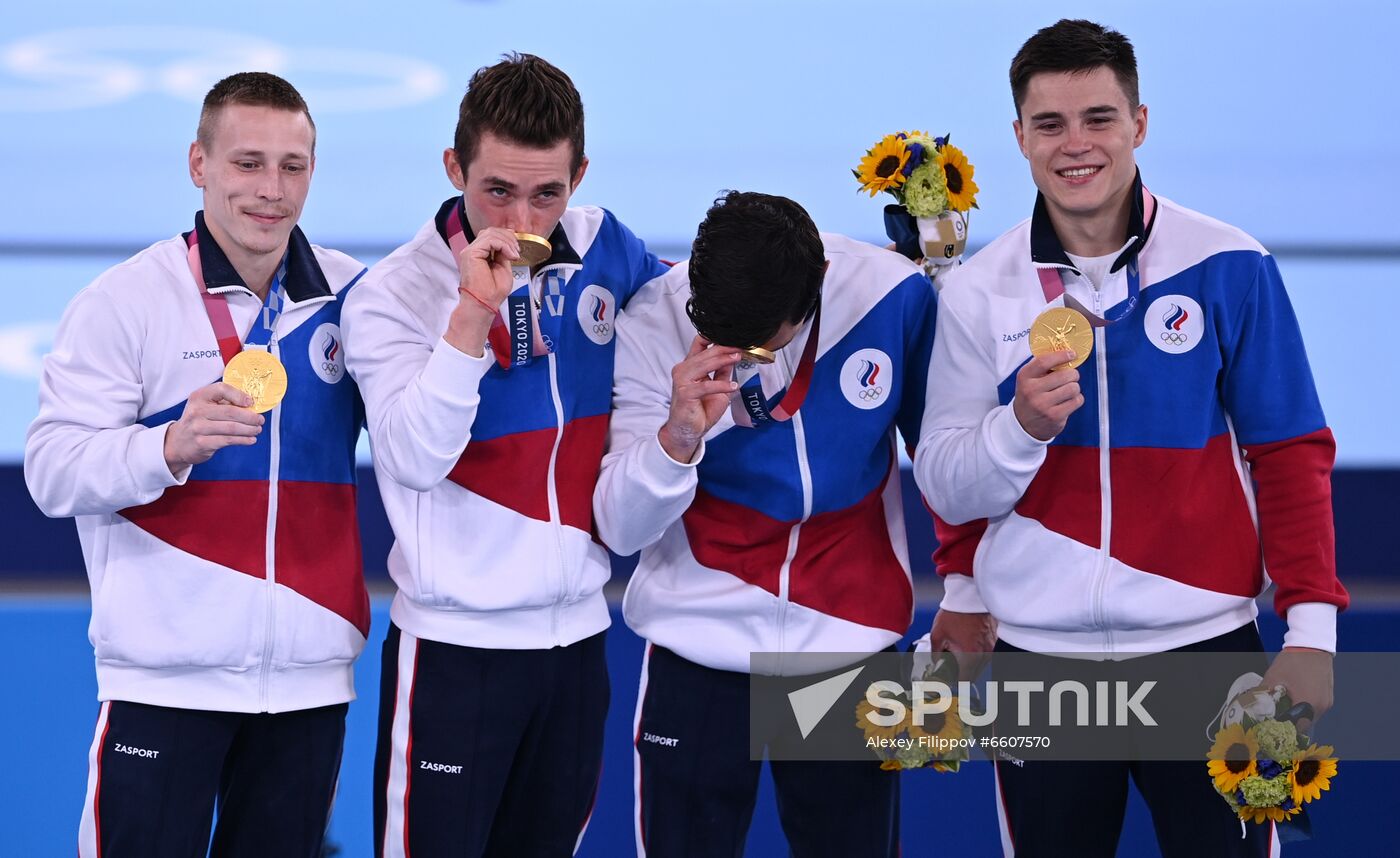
[189,141,207,188]
[570,155,589,193]
[444,147,467,192]
[1132,103,1149,149]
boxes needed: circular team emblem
[576,284,615,345]
[839,348,893,410]
[308,322,345,384]
[1143,295,1204,355]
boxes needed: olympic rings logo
[857,386,885,401]
[0,27,446,112]
[1160,331,1189,346]
[576,286,615,344]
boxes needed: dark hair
[454,52,586,177]
[686,191,825,349]
[197,72,315,150]
[1010,19,1139,118]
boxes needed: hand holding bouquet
[1207,675,1337,835]
[854,643,976,772]
[853,131,979,278]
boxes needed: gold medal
[514,232,552,268]
[1029,307,1094,370]
[223,349,288,413]
[740,346,776,365]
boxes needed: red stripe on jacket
[275,481,370,636]
[447,426,554,521]
[1110,434,1261,597]
[1014,445,1102,549]
[1005,429,1348,613]
[554,414,610,533]
[121,479,368,635]
[682,488,788,597]
[682,471,910,633]
[447,415,610,533]
[1241,427,1348,616]
[788,469,911,634]
[933,514,987,577]
[120,480,270,578]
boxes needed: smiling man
[26,72,370,857]
[340,53,667,857]
[913,19,1347,857]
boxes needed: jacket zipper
[534,262,583,645]
[1088,283,1114,653]
[544,323,567,647]
[775,406,815,674]
[260,338,282,710]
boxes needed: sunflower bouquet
[853,131,979,276]
[854,649,975,772]
[1206,679,1337,834]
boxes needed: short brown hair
[453,53,585,177]
[1010,19,1139,119]
[197,72,316,151]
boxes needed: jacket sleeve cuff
[136,423,189,489]
[939,573,988,613]
[420,336,495,405]
[642,432,703,488]
[1282,602,1338,653]
[986,403,1051,467]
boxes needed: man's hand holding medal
[659,336,741,464]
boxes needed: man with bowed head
[596,190,939,857]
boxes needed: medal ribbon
[731,299,822,426]
[443,200,551,369]
[1036,190,1155,327]
[185,228,285,365]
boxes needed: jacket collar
[186,210,332,303]
[1029,169,1156,275]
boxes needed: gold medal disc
[740,346,777,365]
[514,232,553,268]
[223,350,288,413]
[1029,307,1094,370]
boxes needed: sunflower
[855,695,908,743]
[855,135,911,197]
[1290,744,1338,805]
[906,695,966,750]
[1207,723,1259,794]
[1238,804,1300,824]
[936,143,980,212]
